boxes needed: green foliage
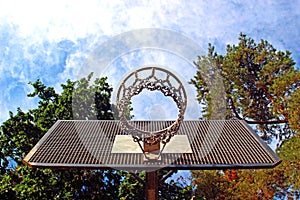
[118,170,194,200]
[0,73,120,199]
[0,109,40,171]
[287,89,300,132]
[0,172,16,199]
[13,167,58,199]
[72,73,113,120]
[160,176,194,200]
[191,33,300,199]
[0,73,192,199]
[277,135,300,192]
[192,136,300,199]
[192,170,233,199]
[119,171,145,199]
[191,33,300,141]
[2,33,298,199]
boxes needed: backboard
[23,120,281,171]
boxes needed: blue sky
[1,0,300,123]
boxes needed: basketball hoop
[116,66,187,157]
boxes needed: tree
[191,33,300,199]
[192,136,300,200]
[0,73,193,199]
[118,170,194,200]
[191,33,300,142]
[0,74,123,199]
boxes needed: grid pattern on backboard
[23,120,281,170]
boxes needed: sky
[1,0,300,123]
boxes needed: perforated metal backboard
[23,120,281,170]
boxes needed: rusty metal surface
[23,120,281,170]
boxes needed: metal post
[146,171,158,200]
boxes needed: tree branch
[259,85,288,118]
[229,97,288,125]
[159,170,178,184]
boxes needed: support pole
[146,171,158,200]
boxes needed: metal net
[116,66,187,145]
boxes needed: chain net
[117,66,187,145]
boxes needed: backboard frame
[23,120,281,171]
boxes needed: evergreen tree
[191,33,299,142]
[191,33,300,199]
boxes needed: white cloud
[1,0,299,123]
[0,0,114,40]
